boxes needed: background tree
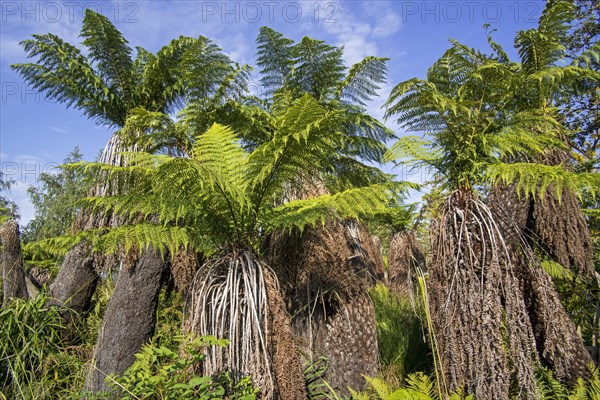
[24,147,91,244]
[0,172,19,223]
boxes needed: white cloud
[372,11,402,38]
[49,126,68,134]
[9,180,35,225]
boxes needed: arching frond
[291,36,346,101]
[515,1,574,73]
[486,162,600,200]
[28,223,215,259]
[11,33,117,126]
[180,36,236,103]
[265,184,399,232]
[190,123,249,209]
[248,94,344,203]
[136,35,197,113]
[256,27,295,97]
[385,135,439,163]
[336,56,389,105]
[80,9,134,105]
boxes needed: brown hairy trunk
[428,191,539,400]
[387,230,425,296]
[520,254,593,384]
[84,247,168,395]
[528,149,594,275]
[1,221,28,303]
[170,246,200,292]
[345,220,385,284]
[265,221,379,394]
[264,270,308,400]
[489,185,593,384]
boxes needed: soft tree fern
[256,27,393,189]
[32,94,410,398]
[384,2,598,399]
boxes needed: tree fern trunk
[84,247,168,395]
[265,221,379,394]
[427,191,539,400]
[265,269,308,399]
[0,221,28,303]
[489,184,594,384]
[387,230,425,296]
[47,242,98,326]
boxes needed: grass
[370,284,432,385]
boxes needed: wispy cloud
[49,126,68,134]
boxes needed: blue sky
[0,0,545,223]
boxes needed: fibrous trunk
[184,248,306,400]
[265,221,380,394]
[47,242,98,326]
[428,190,538,400]
[47,134,135,322]
[170,246,200,292]
[84,247,168,395]
[1,221,28,303]
[387,230,425,296]
[489,184,594,384]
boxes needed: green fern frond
[487,162,600,200]
[256,27,295,97]
[11,33,116,126]
[80,9,134,102]
[540,259,575,280]
[249,94,344,200]
[266,184,399,232]
[336,56,389,105]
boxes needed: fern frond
[11,33,116,126]
[266,184,399,232]
[249,94,344,202]
[256,27,295,98]
[336,56,389,105]
[486,162,600,200]
[540,260,574,280]
[80,9,134,103]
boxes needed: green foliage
[303,357,332,399]
[0,295,85,399]
[385,0,600,198]
[370,285,431,381]
[24,147,91,244]
[85,336,256,400]
[32,97,403,257]
[349,373,473,400]
[12,9,237,133]
[536,365,600,400]
[255,27,394,170]
[0,171,19,223]
[486,162,600,201]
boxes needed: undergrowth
[370,284,431,385]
